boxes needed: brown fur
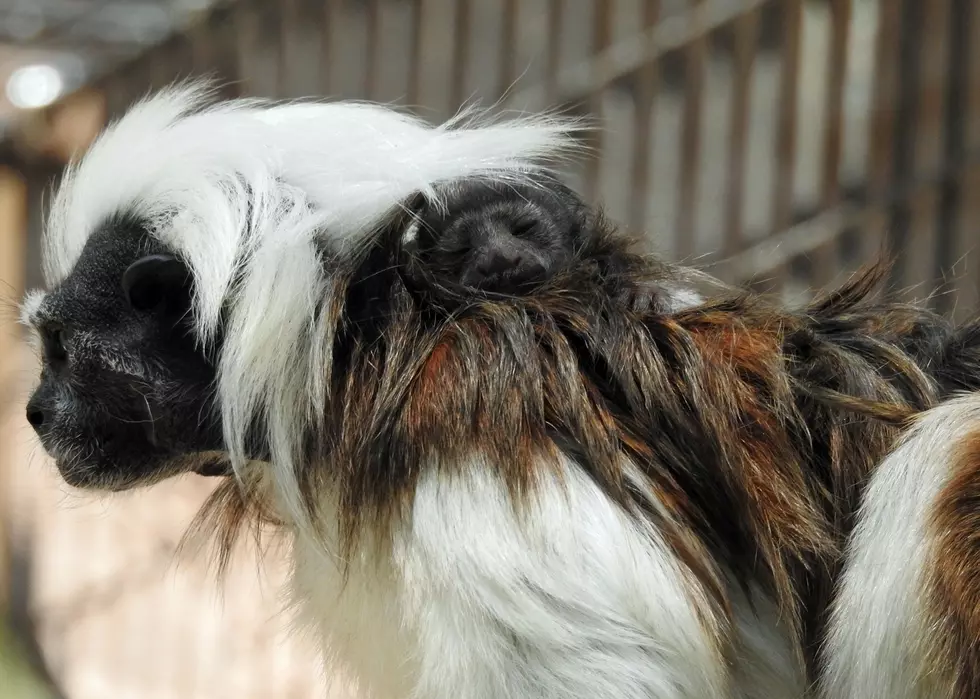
[188,209,980,684]
[926,428,980,698]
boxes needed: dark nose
[26,395,47,432]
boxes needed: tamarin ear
[121,254,192,316]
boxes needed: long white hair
[42,81,583,531]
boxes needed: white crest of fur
[41,81,584,529]
[821,392,980,699]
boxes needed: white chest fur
[288,456,804,699]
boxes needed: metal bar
[234,0,259,96]
[885,0,924,294]
[771,0,802,233]
[406,0,424,105]
[236,0,282,98]
[364,0,381,99]
[675,0,707,260]
[319,0,333,96]
[451,0,472,107]
[498,0,519,97]
[279,0,299,97]
[811,0,853,288]
[821,0,852,208]
[194,4,241,98]
[859,0,903,271]
[966,0,980,152]
[413,0,458,118]
[544,0,565,104]
[279,0,326,99]
[458,0,508,107]
[371,0,417,104]
[723,4,760,256]
[327,0,371,98]
[947,0,980,321]
[510,0,554,112]
[949,162,980,323]
[265,0,285,99]
[584,0,614,203]
[628,0,663,234]
[867,0,902,196]
[913,0,952,177]
[935,0,971,316]
[903,0,952,304]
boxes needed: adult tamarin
[20,82,980,698]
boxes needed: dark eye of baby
[511,219,538,238]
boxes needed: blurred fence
[2,0,980,698]
[27,0,976,315]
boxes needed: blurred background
[0,0,977,697]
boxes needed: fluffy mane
[41,80,585,531]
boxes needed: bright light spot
[6,64,64,110]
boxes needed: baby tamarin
[399,174,588,294]
[398,172,708,312]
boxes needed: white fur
[19,288,47,327]
[820,392,980,699]
[291,454,803,699]
[728,581,806,699]
[19,289,47,354]
[663,285,703,311]
[401,218,421,245]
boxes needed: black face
[401,173,590,297]
[24,217,229,491]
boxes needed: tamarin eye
[510,218,538,239]
[43,324,71,364]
